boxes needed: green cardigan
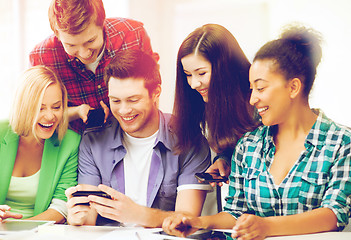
[0,121,81,216]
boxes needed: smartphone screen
[195,172,228,183]
[86,108,105,128]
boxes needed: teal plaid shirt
[224,110,351,230]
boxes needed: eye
[184,72,191,77]
[199,72,206,76]
[129,99,139,103]
[110,99,120,104]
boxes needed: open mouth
[121,114,138,122]
[257,107,268,115]
[198,88,208,96]
[38,123,54,129]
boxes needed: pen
[135,231,142,240]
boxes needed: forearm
[265,207,338,237]
[199,211,236,229]
[27,209,65,224]
[68,106,81,122]
[137,206,175,228]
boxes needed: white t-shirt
[85,44,105,73]
[122,130,159,206]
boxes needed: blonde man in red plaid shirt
[30,0,158,133]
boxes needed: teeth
[40,123,54,128]
[198,89,208,95]
[257,107,268,113]
[122,115,136,121]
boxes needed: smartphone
[72,190,112,199]
[72,190,112,206]
[195,172,228,183]
[86,108,105,129]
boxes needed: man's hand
[65,185,98,226]
[99,101,109,123]
[0,205,22,222]
[87,184,142,225]
[205,159,230,187]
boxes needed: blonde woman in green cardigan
[0,66,80,223]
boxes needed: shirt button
[112,160,116,164]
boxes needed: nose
[188,76,201,89]
[249,90,258,106]
[44,109,55,121]
[118,102,132,115]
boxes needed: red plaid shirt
[30,18,157,133]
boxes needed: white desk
[1,225,351,240]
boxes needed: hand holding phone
[195,172,228,183]
[86,108,105,129]
[72,191,112,205]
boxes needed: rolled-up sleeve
[321,140,351,230]
[177,138,211,188]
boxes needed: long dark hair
[171,24,257,154]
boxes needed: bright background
[1,0,350,127]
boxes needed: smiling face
[108,77,160,138]
[35,83,63,141]
[181,53,212,102]
[249,59,293,126]
[58,22,104,65]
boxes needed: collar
[108,111,174,151]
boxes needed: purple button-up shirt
[78,111,211,211]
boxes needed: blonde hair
[9,66,68,142]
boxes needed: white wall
[1,0,350,127]
[132,0,351,127]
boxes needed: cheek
[204,75,211,86]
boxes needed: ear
[288,78,302,99]
[151,84,161,102]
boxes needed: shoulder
[62,129,81,144]
[315,110,351,146]
[29,35,66,65]
[324,120,351,146]
[0,120,11,138]
[105,17,145,32]
[239,125,267,145]
[81,117,120,145]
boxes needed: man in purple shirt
[65,49,212,227]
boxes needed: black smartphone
[195,172,228,183]
[86,108,105,128]
[72,190,112,199]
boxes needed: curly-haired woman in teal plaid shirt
[162,24,351,240]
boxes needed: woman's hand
[0,205,22,222]
[162,213,201,238]
[232,214,270,240]
[205,159,230,187]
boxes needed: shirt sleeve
[123,21,159,62]
[77,133,102,186]
[321,139,351,230]
[48,198,68,219]
[177,138,211,186]
[223,137,248,219]
[52,132,80,202]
